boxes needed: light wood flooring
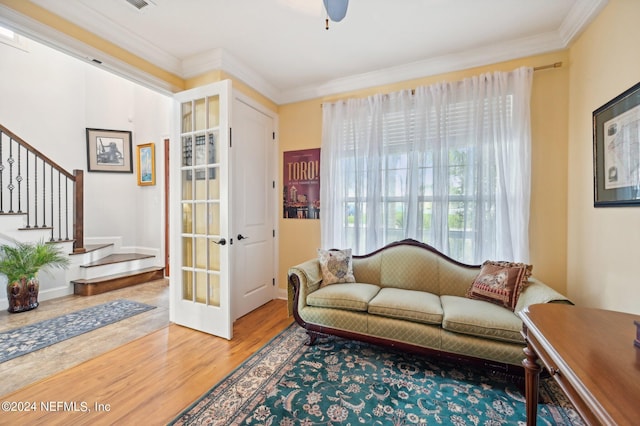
[0,280,293,425]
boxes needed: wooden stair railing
[0,124,85,253]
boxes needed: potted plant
[0,240,70,313]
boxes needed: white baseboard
[0,283,73,312]
[276,287,288,300]
[85,236,123,250]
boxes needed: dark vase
[6,276,39,313]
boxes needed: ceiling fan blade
[323,0,349,22]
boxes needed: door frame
[164,137,170,276]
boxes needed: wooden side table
[519,304,640,426]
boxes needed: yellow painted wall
[567,0,640,314]
[278,99,323,287]
[278,52,570,296]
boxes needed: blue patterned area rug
[171,324,583,425]
[0,299,155,363]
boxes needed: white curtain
[320,67,533,263]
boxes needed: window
[321,68,533,264]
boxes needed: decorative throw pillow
[317,248,356,285]
[466,260,533,311]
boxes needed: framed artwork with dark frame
[593,82,640,207]
[85,128,133,173]
[137,142,155,186]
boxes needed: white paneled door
[171,81,232,339]
[232,96,276,320]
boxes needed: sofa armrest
[514,277,572,313]
[287,258,323,316]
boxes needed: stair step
[80,253,154,268]
[72,266,165,296]
[18,226,53,231]
[70,243,113,256]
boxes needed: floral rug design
[0,299,155,363]
[171,324,583,425]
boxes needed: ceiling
[0,0,607,104]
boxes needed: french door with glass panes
[170,80,232,339]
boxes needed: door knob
[237,234,248,240]
[213,238,227,246]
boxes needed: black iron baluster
[57,170,61,241]
[65,177,69,240]
[50,165,54,241]
[16,143,22,213]
[25,152,30,228]
[34,155,38,227]
[41,158,46,227]
[7,138,14,213]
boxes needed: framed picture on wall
[86,128,133,173]
[283,148,320,219]
[593,81,640,206]
[137,142,155,186]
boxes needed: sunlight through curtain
[320,67,533,263]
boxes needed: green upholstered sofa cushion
[306,283,380,311]
[440,295,524,344]
[368,288,443,325]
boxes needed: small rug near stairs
[170,323,583,425]
[0,299,155,363]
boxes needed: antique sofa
[288,239,571,373]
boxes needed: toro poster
[283,148,320,219]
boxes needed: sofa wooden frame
[288,239,526,377]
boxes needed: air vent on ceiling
[125,0,155,11]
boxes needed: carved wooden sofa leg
[305,331,322,346]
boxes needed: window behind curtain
[321,68,533,264]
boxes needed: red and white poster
[283,148,320,219]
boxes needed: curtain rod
[534,61,562,71]
[322,62,563,106]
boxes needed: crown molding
[31,0,182,75]
[181,48,281,103]
[0,4,179,94]
[559,0,608,45]
[278,0,608,104]
[180,48,224,78]
[1,0,609,105]
[278,31,565,104]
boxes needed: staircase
[70,245,164,296]
[0,124,164,310]
[0,213,164,310]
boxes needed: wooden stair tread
[72,267,165,296]
[81,253,154,268]
[18,226,53,230]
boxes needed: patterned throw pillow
[466,260,533,311]
[317,248,356,285]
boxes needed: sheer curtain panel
[320,67,533,264]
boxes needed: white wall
[567,0,640,315]
[0,35,173,260]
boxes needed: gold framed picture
[137,142,155,186]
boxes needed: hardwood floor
[0,278,171,396]
[0,282,293,425]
